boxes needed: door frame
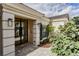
[15,18,34,45]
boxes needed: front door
[15,19,34,45]
[15,19,26,45]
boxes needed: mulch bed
[39,43,51,48]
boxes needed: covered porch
[0,4,49,56]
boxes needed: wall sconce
[8,18,13,27]
[37,23,41,25]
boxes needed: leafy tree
[51,20,79,56]
[72,16,79,28]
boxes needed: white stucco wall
[35,18,49,46]
[2,12,15,56]
[52,17,68,31]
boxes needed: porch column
[2,12,15,56]
[33,20,40,46]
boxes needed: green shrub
[46,24,55,42]
[46,24,55,33]
[51,20,79,56]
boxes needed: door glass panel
[22,22,24,36]
[15,22,20,38]
[15,20,26,45]
[22,22,24,27]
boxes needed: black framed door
[15,19,28,45]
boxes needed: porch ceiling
[15,15,36,21]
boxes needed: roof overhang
[2,3,46,20]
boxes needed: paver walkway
[15,43,52,56]
[26,43,52,56]
[26,47,52,56]
[15,43,38,56]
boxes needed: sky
[25,3,79,18]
